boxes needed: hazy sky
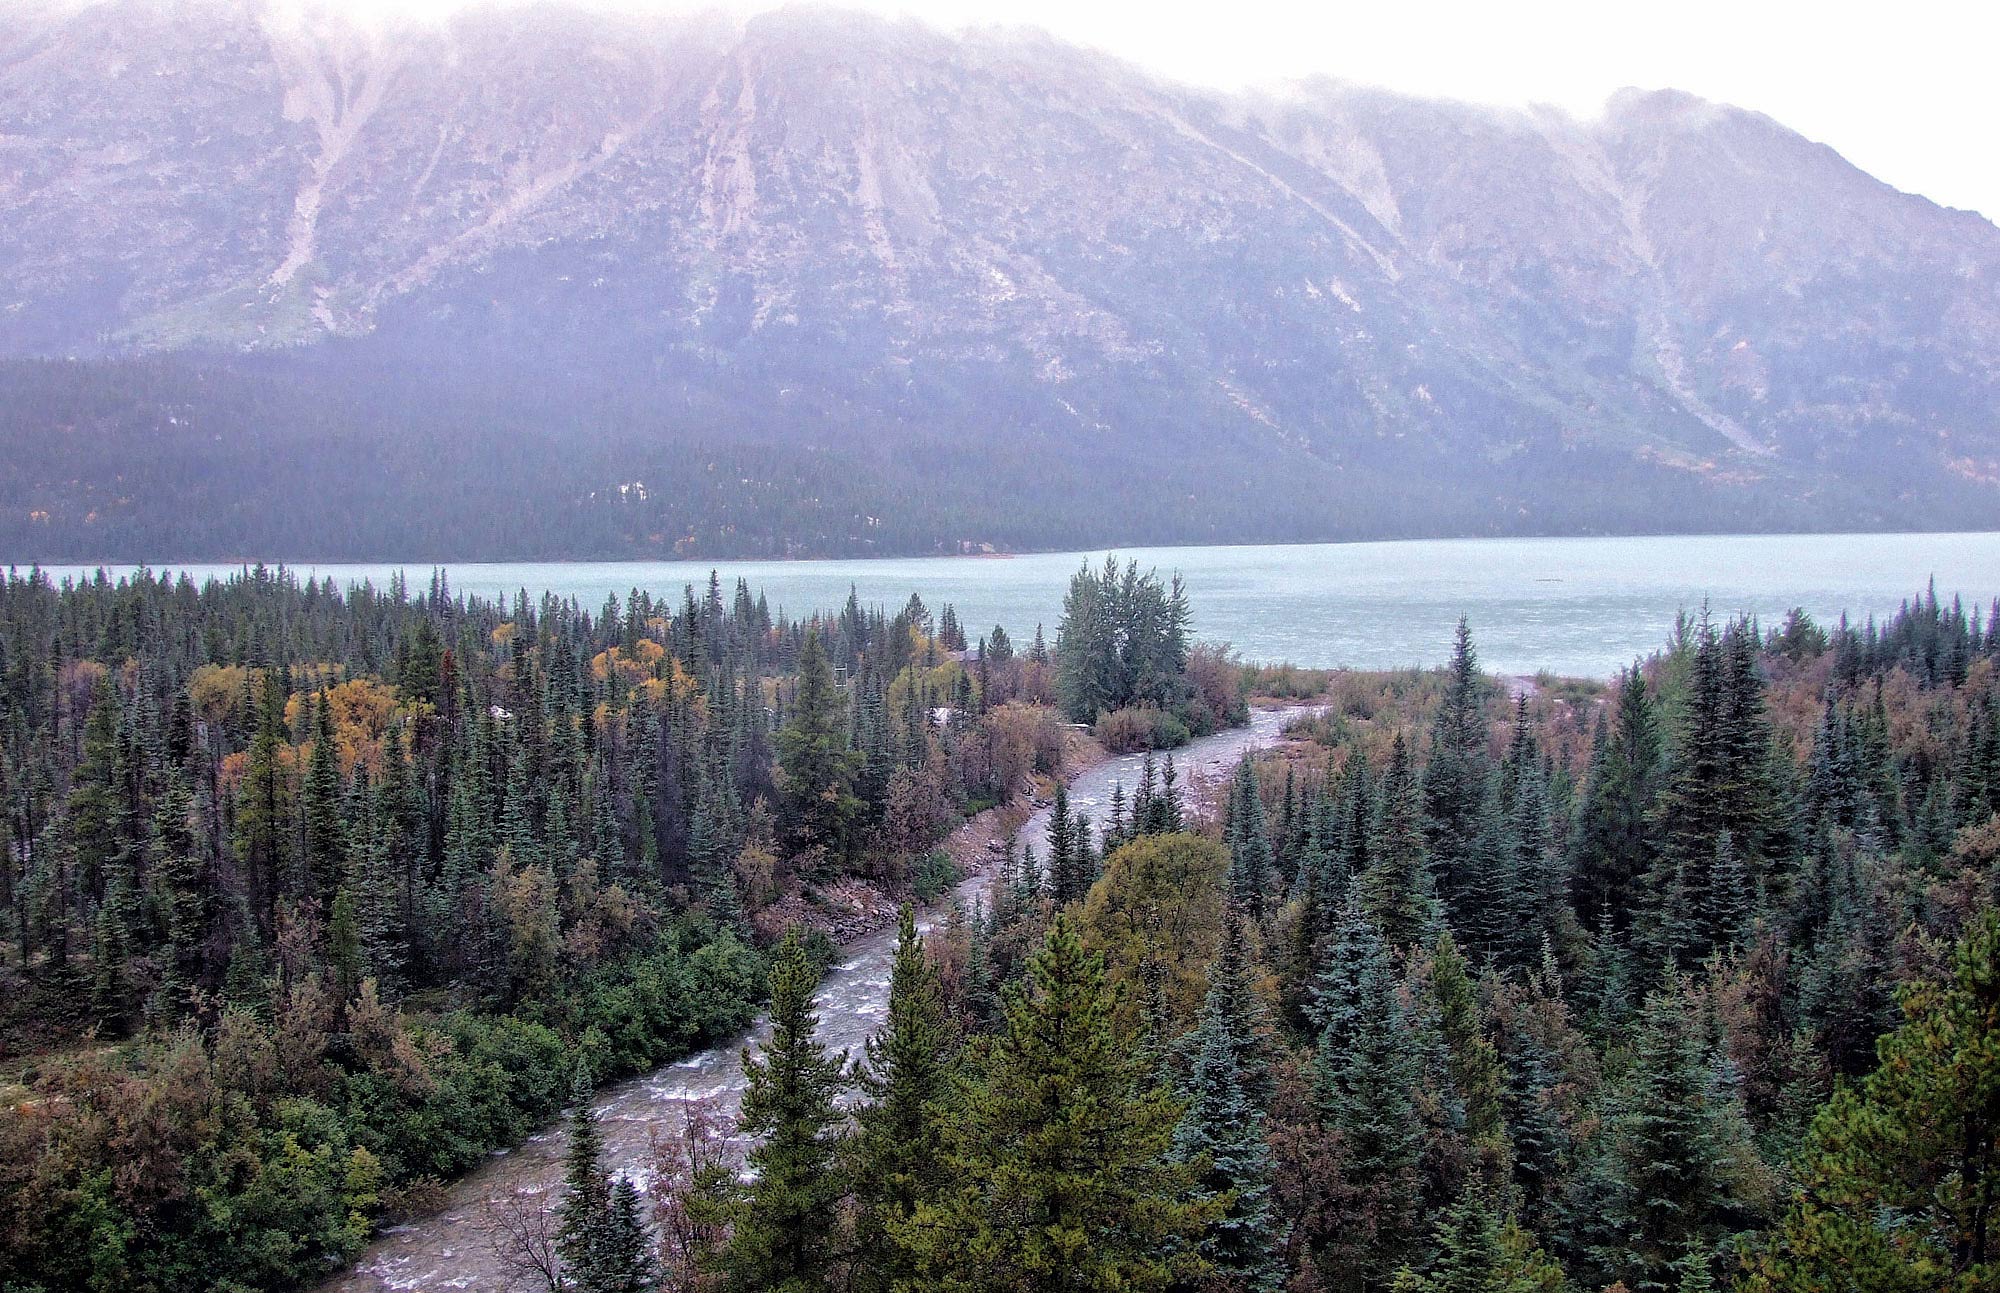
[317,0,1999,219]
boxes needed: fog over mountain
[2,0,1996,559]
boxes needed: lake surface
[31,532,2000,678]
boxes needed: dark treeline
[2,354,1928,565]
[0,562,1110,1292]
[643,587,2000,1293]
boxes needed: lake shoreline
[22,532,1999,678]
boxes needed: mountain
[1,0,1996,560]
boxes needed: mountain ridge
[1,0,1995,559]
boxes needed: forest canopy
[1,569,1998,1293]
[0,562,1096,1291]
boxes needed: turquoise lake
[30,531,2000,678]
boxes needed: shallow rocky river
[323,704,1314,1292]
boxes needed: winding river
[323,704,1313,1292]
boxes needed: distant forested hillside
[0,353,1966,561]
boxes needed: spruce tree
[1392,1191,1571,1293]
[1424,619,1490,921]
[776,631,861,866]
[150,771,206,1007]
[301,690,345,903]
[1506,736,1564,970]
[851,907,955,1292]
[1575,980,1765,1291]
[601,1177,657,1293]
[1173,913,1283,1290]
[1312,890,1427,1277]
[557,1069,617,1293]
[689,775,744,929]
[1226,757,1277,925]
[1153,755,1185,834]
[1364,734,1436,950]
[903,914,1212,1292]
[1430,932,1507,1159]
[1133,752,1158,838]
[1570,666,1661,930]
[723,926,849,1293]
[1499,1031,1571,1231]
[1644,619,1776,967]
[1047,782,1083,904]
[350,776,406,992]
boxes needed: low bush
[912,848,960,904]
[1094,706,1192,753]
[1241,661,1339,699]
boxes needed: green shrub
[913,848,959,904]
[1094,705,1192,753]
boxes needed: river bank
[320,703,1316,1293]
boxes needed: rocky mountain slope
[1,0,1995,558]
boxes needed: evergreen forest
[0,563,1079,1291]
[1,566,1997,1293]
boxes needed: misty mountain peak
[1,0,1995,557]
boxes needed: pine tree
[903,914,1213,1292]
[723,926,849,1293]
[1745,909,2000,1293]
[851,907,956,1292]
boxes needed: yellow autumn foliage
[591,638,667,684]
[285,678,404,774]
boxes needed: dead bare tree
[478,1187,567,1293]
[648,1095,740,1293]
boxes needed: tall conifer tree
[723,927,849,1293]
